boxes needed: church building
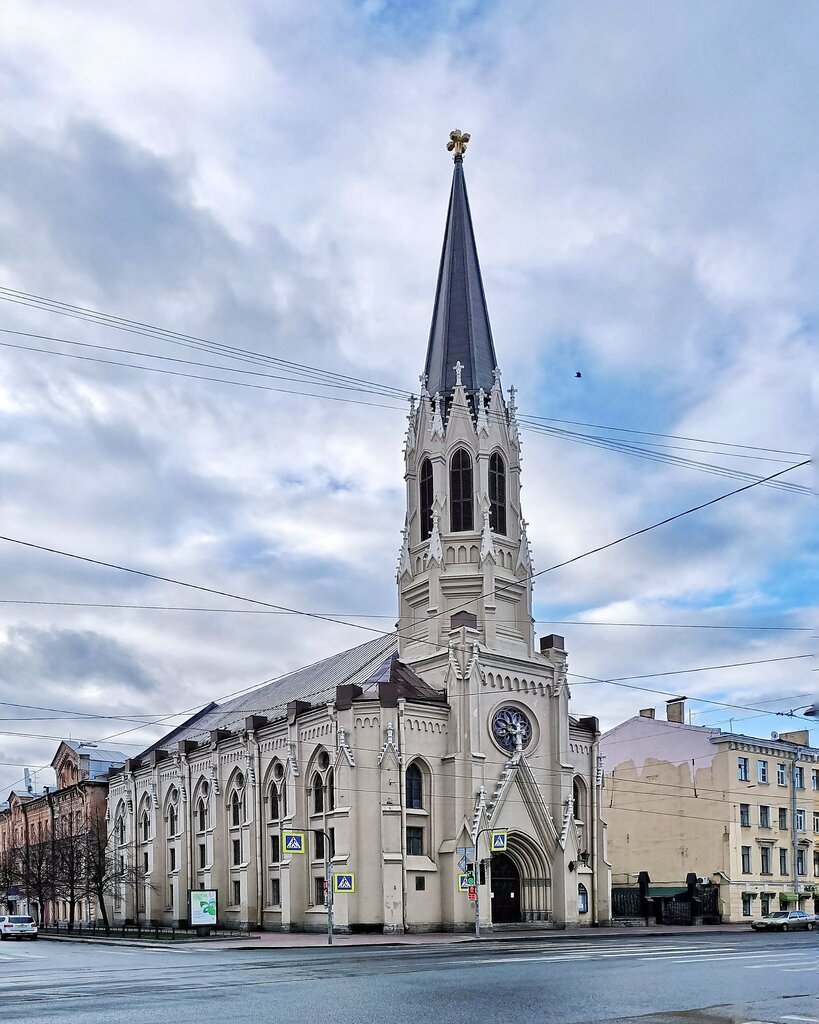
[106,132,611,932]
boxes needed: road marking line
[781,1016,819,1022]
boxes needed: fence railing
[37,921,245,940]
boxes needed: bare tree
[52,794,86,930]
[17,833,55,925]
[84,810,155,934]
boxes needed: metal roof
[424,155,498,397]
[158,633,400,745]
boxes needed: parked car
[0,915,38,940]
[751,909,814,932]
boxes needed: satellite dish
[770,731,780,740]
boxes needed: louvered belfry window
[449,448,474,532]
[419,458,434,540]
[489,452,507,535]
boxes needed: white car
[0,915,38,940]
[751,909,815,932]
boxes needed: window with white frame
[738,757,750,781]
[796,849,806,876]
[812,769,818,791]
[776,762,787,786]
[759,805,771,829]
[795,808,806,832]
[757,760,768,784]
[794,766,805,789]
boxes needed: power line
[0,599,810,632]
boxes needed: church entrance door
[490,853,521,924]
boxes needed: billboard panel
[189,889,218,926]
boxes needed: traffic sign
[456,846,475,858]
[282,831,305,853]
[491,830,508,851]
[457,873,470,893]
[333,873,356,893]
[458,855,469,872]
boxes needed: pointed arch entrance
[489,831,551,924]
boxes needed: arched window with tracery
[450,448,473,532]
[406,763,423,809]
[230,790,242,827]
[489,452,507,535]
[141,809,150,842]
[167,804,178,837]
[197,798,207,833]
[419,458,434,540]
[269,786,279,821]
[312,773,324,814]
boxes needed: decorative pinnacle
[453,360,464,387]
[446,129,471,159]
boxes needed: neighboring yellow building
[601,700,818,924]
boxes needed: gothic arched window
[312,774,324,814]
[419,458,434,540]
[327,769,335,811]
[578,883,589,914]
[167,805,178,837]
[449,448,474,532]
[269,786,279,821]
[197,798,207,833]
[406,763,423,809]
[141,810,150,842]
[230,790,242,827]
[489,452,507,535]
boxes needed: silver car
[0,915,38,940]
[751,909,815,932]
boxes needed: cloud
[0,0,817,793]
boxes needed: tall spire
[424,130,498,397]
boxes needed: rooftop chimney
[639,708,655,719]
[666,698,686,724]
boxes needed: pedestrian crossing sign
[457,873,470,893]
[491,830,508,851]
[333,873,355,893]
[282,831,305,854]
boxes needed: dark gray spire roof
[424,155,498,396]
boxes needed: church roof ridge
[424,134,498,397]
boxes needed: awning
[779,892,801,903]
[648,886,688,898]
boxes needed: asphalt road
[0,931,816,1024]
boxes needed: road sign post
[471,828,508,938]
[285,828,334,945]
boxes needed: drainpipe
[791,746,803,897]
[590,737,600,925]
[397,699,408,934]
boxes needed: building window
[759,805,771,829]
[757,760,768,784]
[232,880,241,906]
[813,851,819,877]
[760,846,771,874]
[741,846,751,873]
[415,876,426,892]
[198,844,206,869]
[737,758,749,782]
[739,804,750,827]
[269,786,279,821]
[779,808,788,830]
[197,799,207,832]
[776,762,787,786]
[232,838,241,865]
[327,770,335,811]
[169,847,177,871]
[270,834,280,863]
[143,852,149,874]
[794,766,805,789]
[779,848,788,875]
[578,883,589,914]
[488,452,507,535]
[168,805,178,836]
[315,877,326,906]
[271,878,281,906]
[312,774,324,814]
[795,809,806,832]
[812,769,819,792]
[741,894,752,917]
[406,826,424,856]
[141,811,150,842]
[796,850,806,876]
[168,881,174,908]
[761,893,772,916]
[813,811,819,833]
[449,448,474,532]
[419,458,434,541]
[406,763,423,809]
[230,791,242,827]
[315,830,325,861]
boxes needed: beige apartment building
[601,701,818,924]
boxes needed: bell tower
[397,131,536,668]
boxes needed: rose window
[491,706,533,752]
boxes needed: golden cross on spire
[446,129,471,159]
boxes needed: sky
[0,0,816,796]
